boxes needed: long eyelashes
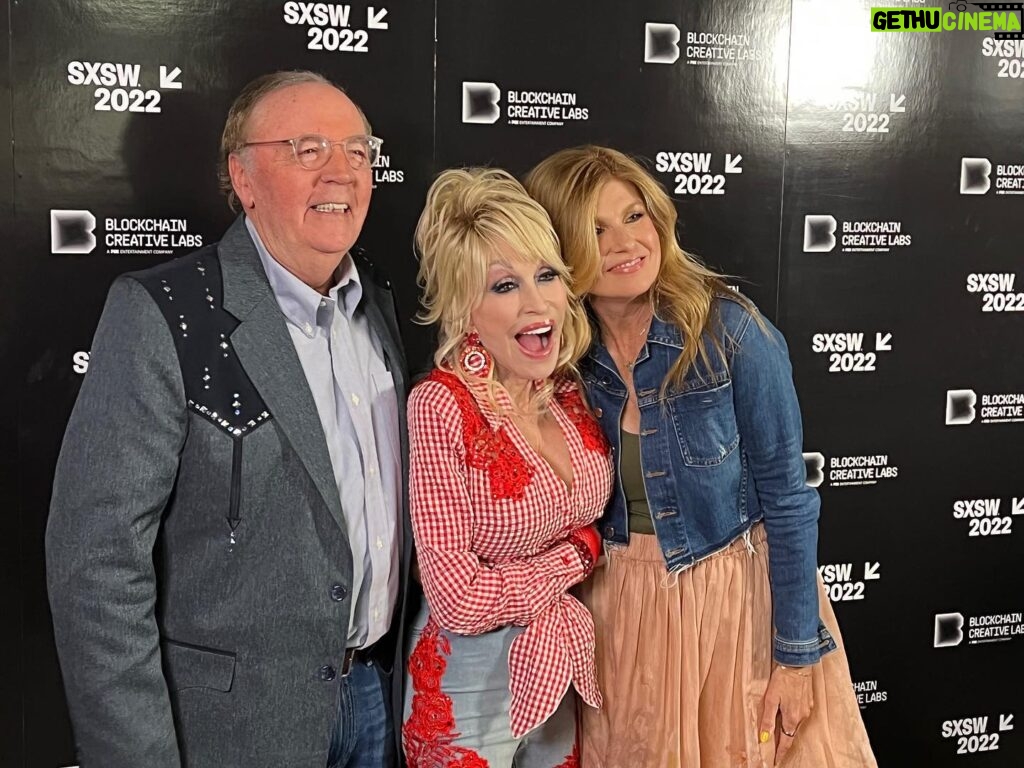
[595,210,645,236]
[489,269,559,294]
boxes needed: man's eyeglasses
[240,134,383,171]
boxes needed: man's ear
[229,152,256,209]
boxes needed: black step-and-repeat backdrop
[3,1,1021,765]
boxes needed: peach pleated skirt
[578,524,877,768]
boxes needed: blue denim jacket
[580,295,836,666]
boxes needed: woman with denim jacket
[526,147,876,768]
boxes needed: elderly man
[46,71,410,768]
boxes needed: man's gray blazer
[45,216,413,767]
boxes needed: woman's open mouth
[514,322,556,358]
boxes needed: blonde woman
[402,168,613,767]
[525,147,876,768]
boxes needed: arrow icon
[864,562,881,580]
[160,66,182,90]
[725,154,743,174]
[889,93,906,113]
[1013,498,1024,515]
[1000,714,1014,731]
[368,7,389,29]
[875,332,892,351]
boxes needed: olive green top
[620,429,655,535]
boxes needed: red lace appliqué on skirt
[553,742,580,768]
[403,620,490,767]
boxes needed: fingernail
[760,730,771,743]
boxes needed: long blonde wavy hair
[415,167,591,410]
[525,145,761,390]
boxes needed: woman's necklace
[605,310,653,373]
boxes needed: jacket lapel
[217,217,346,533]
[357,267,408,405]
[355,260,414,587]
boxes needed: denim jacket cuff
[772,624,838,666]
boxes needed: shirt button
[594,407,603,417]
[373,608,380,620]
[303,322,313,336]
[351,393,360,406]
[368,466,377,476]
[319,665,336,682]
[604,525,615,538]
[319,299,327,308]
[376,537,384,550]
[330,584,348,602]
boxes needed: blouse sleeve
[408,380,589,635]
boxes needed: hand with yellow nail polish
[758,662,816,766]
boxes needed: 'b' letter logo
[803,215,837,253]
[933,613,964,648]
[960,157,991,195]
[50,209,97,254]
[802,452,825,488]
[645,23,680,64]
[945,389,976,426]
[462,82,501,124]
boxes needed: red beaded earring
[459,331,492,376]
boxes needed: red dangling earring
[459,331,492,376]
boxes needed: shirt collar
[460,374,578,431]
[246,217,363,337]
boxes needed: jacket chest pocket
[668,381,740,467]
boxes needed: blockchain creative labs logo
[643,22,765,67]
[462,82,501,124]
[934,612,966,647]
[644,23,681,63]
[802,214,912,253]
[946,388,1024,425]
[960,157,1024,195]
[934,610,1024,647]
[50,210,97,254]
[461,81,589,127]
[853,679,888,709]
[961,157,993,194]
[803,451,899,488]
[371,153,405,186]
[50,210,203,257]
[871,5,1023,37]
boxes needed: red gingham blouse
[408,369,613,738]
